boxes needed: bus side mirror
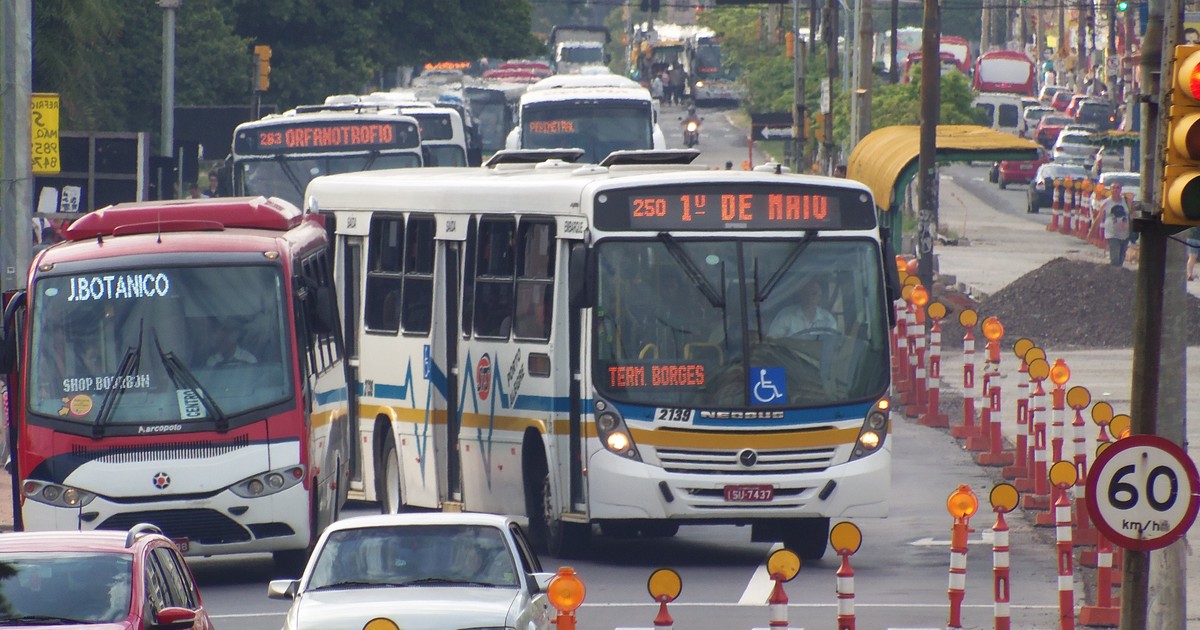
[0,291,26,373]
[568,243,592,309]
[879,231,900,327]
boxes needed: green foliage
[32,0,540,133]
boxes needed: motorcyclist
[682,105,701,148]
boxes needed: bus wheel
[525,460,588,558]
[782,517,830,561]
[378,432,402,514]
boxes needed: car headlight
[593,401,642,462]
[22,480,96,508]
[231,466,305,498]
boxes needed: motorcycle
[681,116,702,148]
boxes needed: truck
[549,25,611,74]
[973,50,1037,97]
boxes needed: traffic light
[254,45,272,92]
[1116,0,1128,11]
[1162,44,1200,226]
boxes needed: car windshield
[593,238,890,408]
[0,552,132,623]
[308,524,519,590]
[1042,116,1070,127]
[28,265,293,432]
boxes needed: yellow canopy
[846,125,1042,211]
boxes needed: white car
[268,513,557,630]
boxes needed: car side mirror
[268,578,300,600]
[530,571,555,595]
[149,607,197,630]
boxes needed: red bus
[1,197,352,572]
[973,50,1037,96]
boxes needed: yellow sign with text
[32,93,60,175]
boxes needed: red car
[990,151,1050,189]
[1033,114,1071,149]
[0,524,214,629]
[1050,91,1073,112]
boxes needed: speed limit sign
[1085,435,1200,551]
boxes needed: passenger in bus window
[206,322,258,367]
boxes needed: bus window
[473,218,515,338]
[513,221,555,341]
[365,217,404,333]
[402,217,435,334]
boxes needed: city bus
[688,35,743,106]
[230,109,424,209]
[506,74,666,164]
[400,106,470,167]
[465,83,525,156]
[0,196,352,571]
[306,151,895,559]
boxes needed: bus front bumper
[586,446,890,521]
[20,481,313,556]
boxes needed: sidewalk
[930,169,1200,623]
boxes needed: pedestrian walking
[1186,226,1200,281]
[1100,184,1131,267]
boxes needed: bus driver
[768,279,837,338]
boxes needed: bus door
[334,214,370,497]
[557,217,588,511]
[436,215,466,502]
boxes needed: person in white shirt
[206,324,257,367]
[768,279,838,338]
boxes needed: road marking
[738,542,783,604]
[909,530,995,546]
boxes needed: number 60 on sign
[1085,435,1200,551]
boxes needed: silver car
[268,513,556,630]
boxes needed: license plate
[724,484,774,502]
[171,538,190,553]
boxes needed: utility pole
[852,0,871,146]
[793,0,806,172]
[159,0,180,200]
[823,0,837,172]
[889,0,898,83]
[1,0,33,295]
[1078,0,1089,89]
[1124,0,1172,627]
[981,0,991,54]
[916,0,939,288]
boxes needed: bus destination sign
[594,183,875,231]
[235,120,419,155]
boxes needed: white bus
[306,151,895,559]
[400,106,470,167]
[506,74,666,164]
[230,108,424,209]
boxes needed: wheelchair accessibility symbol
[751,367,787,405]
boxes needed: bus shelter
[846,125,1041,249]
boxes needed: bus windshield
[28,265,294,430]
[594,238,889,408]
[521,102,653,164]
[240,153,422,208]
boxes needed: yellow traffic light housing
[254,44,272,92]
[1162,44,1200,226]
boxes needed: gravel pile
[931,257,1200,351]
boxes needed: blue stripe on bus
[314,386,349,406]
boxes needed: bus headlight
[594,407,642,462]
[849,400,890,462]
[231,466,306,498]
[22,480,96,508]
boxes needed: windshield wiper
[0,615,91,625]
[94,320,144,438]
[310,580,388,591]
[272,155,308,200]
[152,328,228,432]
[756,230,817,303]
[399,577,499,587]
[656,232,725,308]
